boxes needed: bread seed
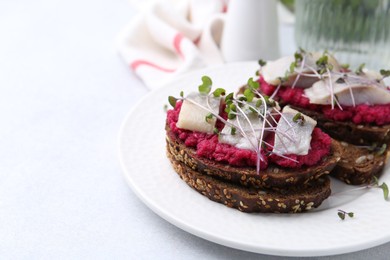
[355,155,367,164]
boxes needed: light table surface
[1,0,389,259]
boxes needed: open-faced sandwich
[256,50,390,185]
[165,76,342,213]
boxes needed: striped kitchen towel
[117,0,228,89]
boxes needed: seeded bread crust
[166,126,342,190]
[330,141,388,185]
[285,106,390,185]
[288,105,390,146]
[167,149,331,213]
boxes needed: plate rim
[118,62,390,257]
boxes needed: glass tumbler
[295,0,390,70]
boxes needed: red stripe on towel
[130,60,176,73]
[173,33,184,59]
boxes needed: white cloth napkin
[117,0,228,90]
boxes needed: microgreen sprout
[258,59,267,67]
[168,96,177,107]
[355,63,365,75]
[205,113,213,123]
[180,91,184,97]
[198,76,212,94]
[341,63,350,70]
[332,176,389,201]
[230,127,236,135]
[244,88,255,102]
[292,112,305,126]
[337,209,354,220]
[380,69,390,79]
[247,77,260,90]
[373,176,389,200]
[376,143,387,156]
[213,127,219,135]
[213,88,226,97]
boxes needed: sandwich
[256,50,390,184]
[165,76,342,213]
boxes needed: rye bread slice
[167,150,331,213]
[288,105,390,146]
[166,126,342,190]
[330,141,388,185]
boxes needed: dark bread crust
[288,105,390,146]
[330,142,388,185]
[167,149,331,213]
[166,126,342,189]
[286,106,389,185]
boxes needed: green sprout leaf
[292,112,305,125]
[264,96,276,107]
[258,59,267,67]
[356,63,365,74]
[225,92,234,107]
[168,96,177,107]
[379,182,389,200]
[256,99,262,107]
[198,76,212,94]
[294,51,303,62]
[316,55,328,67]
[231,127,236,135]
[244,88,255,102]
[213,127,219,134]
[247,78,260,90]
[376,143,387,156]
[371,176,389,200]
[338,209,354,220]
[380,69,390,78]
[228,112,236,120]
[341,63,350,70]
[289,61,297,74]
[205,113,213,123]
[180,91,184,97]
[338,212,345,220]
[213,88,226,97]
[238,96,248,103]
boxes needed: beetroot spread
[259,76,390,126]
[167,102,331,169]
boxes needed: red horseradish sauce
[259,76,390,126]
[167,102,331,169]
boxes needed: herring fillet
[305,78,390,106]
[272,106,317,155]
[176,92,221,134]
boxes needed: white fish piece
[219,99,275,151]
[272,106,317,155]
[260,52,341,87]
[304,77,390,106]
[176,92,221,133]
[219,113,263,151]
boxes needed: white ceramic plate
[119,62,390,257]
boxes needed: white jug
[221,0,280,62]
